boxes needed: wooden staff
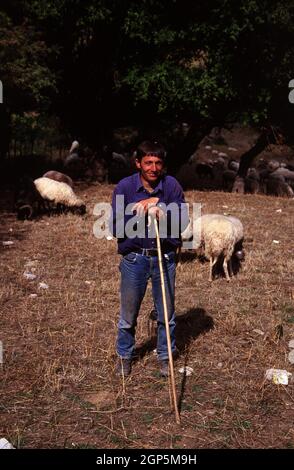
[153,217,180,424]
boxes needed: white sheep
[180,214,244,281]
[195,214,244,281]
[34,177,86,214]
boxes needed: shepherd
[110,140,189,377]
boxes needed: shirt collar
[135,172,163,194]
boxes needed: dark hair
[136,140,166,161]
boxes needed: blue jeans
[117,251,176,361]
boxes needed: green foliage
[0,4,56,112]
[1,0,294,151]
[116,0,294,125]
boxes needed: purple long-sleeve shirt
[110,172,189,255]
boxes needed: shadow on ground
[176,308,214,412]
[135,307,214,359]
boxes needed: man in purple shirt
[111,140,189,377]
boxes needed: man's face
[135,155,164,185]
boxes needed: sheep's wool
[34,177,84,207]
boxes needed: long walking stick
[153,217,180,424]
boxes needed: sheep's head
[17,204,33,220]
[235,250,245,261]
[72,204,86,215]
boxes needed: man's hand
[133,197,159,217]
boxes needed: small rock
[228,147,237,151]
[288,339,294,349]
[29,294,38,298]
[265,368,292,385]
[276,209,282,213]
[218,152,228,157]
[272,240,280,244]
[217,362,223,368]
[23,272,37,281]
[222,205,229,209]
[253,329,264,336]
[2,241,14,246]
[38,282,49,289]
[85,280,92,285]
[178,366,193,376]
[212,149,218,154]
[205,145,212,150]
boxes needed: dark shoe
[115,358,132,377]
[159,359,169,377]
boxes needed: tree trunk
[231,130,270,193]
[167,119,215,176]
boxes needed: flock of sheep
[193,151,294,197]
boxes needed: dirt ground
[1,182,294,449]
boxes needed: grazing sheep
[228,160,239,172]
[178,213,244,278]
[43,170,73,188]
[34,177,86,214]
[266,177,294,198]
[259,167,294,197]
[194,214,244,281]
[201,216,242,281]
[267,160,280,172]
[271,168,294,186]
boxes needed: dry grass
[1,182,294,449]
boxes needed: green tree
[0,1,56,157]
[1,0,294,173]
